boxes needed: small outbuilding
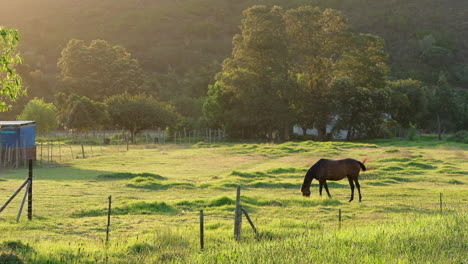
[0,121,36,167]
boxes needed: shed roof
[0,121,36,127]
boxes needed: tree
[428,72,460,140]
[57,39,143,100]
[105,94,178,143]
[387,79,428,128]
[206,5,292,139]
[56,93,108,158]
[17,98,58,135]
[56,94,108,132]
[0,28,23,111]
[284,7,350,140]
[331,34,391,139]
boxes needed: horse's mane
[303,159,326,186]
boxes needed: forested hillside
[1,0,467,137]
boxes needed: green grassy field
[0,137,467,263]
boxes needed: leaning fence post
[106,196,112,243]
[234,186,242,241]
[27,159,33,220]
[16,181,30,223]
[0,179,29,214]
[200,210,204,250]
[241,208,259,238]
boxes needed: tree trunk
[437,114,442,141]
[346,128,352,141]
[131,130,136,144]
[301,124,307,136]
[268,126,273,141]
[283,124,291,141]
[81,142,85,159]
[317,124,327,141]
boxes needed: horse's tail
[357,160,367,171]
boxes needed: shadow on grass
[0,241,34,253]
[126,178,195,190]
[96,172,166,181]
[374,204,437,215]
[0,166,135,181]
[71,201,178,217]
[0,253,24,264]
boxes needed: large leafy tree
[284,7,349,139]
[332,34,390,139]
[57,39,143,100]
[206,5,292,139]
[0,28,23,111]
[105,94,178,143]
[17,98,58,135]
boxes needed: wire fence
[0,129,226,169]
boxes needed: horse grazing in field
[301,158,367,202]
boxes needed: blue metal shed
[0,121,36,166]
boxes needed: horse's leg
[324,181,332,198]
[348,177,355,202]
[319,182,323,197]
[354,179,362,202]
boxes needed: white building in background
[292,124,348,139]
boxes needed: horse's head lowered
[301,184,311,197]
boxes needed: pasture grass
[0,137,467,263]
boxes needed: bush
[448,130,468,143]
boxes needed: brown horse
[301,158,366,202]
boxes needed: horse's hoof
[348,199,353,202]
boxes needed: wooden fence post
[338,209,342,229]
[439,193,443,213]
[0,179,29,214]
[241,208,259,238]
[200,210,204,250]
[28,159,33,220]
[16,181,30,222]
[106,195,112,243]
[234,186,242,241]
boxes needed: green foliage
[285,6,350,139]
[105,93,179,143]
[331,34,391,139]
[57,39,143,100]
[0,28,23,111]
[408,123,417,141]
[1,0,467,129]
[207,5,392,140]
[387,79,428,128]
[56,93,108,132]
[427,72,461,139]
[448,130,468,144]
[16,98,58,135]
[209,5,292,139]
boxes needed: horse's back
[318,158,362,180]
